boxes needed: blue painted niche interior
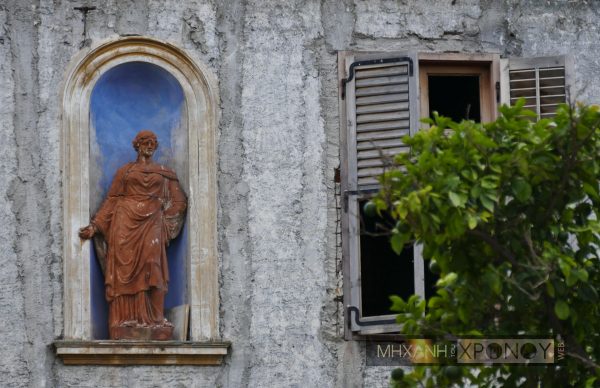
[89,62,188,340]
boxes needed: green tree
[369,101,600,387]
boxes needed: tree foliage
[370,101,600,387]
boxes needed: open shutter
[340,52,419,335]
[346,54,419,189]
[500,56,572,119]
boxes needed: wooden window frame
[339,52,572,340]
[419,52,500,124]
[339,51,420,339]
[339,52,501,340]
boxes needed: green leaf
[390,233,410,255]
[446,176,461,190]
[578,283,599,302]
[470,185,481,199]
[467,214,477,230]
[389,295,406,312]
[480,211,493,222]
[511,177,532,202]
[397,204,408,219]
[480,195,495,212]
[408,193,422,212]
[437,272,458,287]
[458,306,469,323]
[585,377,597,388]
[460,169,477,181]
[448,191,467,208]
[546,281,555,297]
[416,299,426,315]
[483,269,502,295]
[558,257,572,278]
[428,296,442,309]
[554,300,570,320]
[574,268,589,283]
[481,176,498,189]
[465,329,483,336]
[553,280,567,297]
[582,182,600,201]
[566,272,578,286]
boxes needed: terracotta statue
[79,130,187,340]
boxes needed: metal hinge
[341,57,414,100]
[343,188,380,212]
[347,306,397,329]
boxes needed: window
[419,53,499,123]
[339,51,570,338]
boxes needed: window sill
[54,340,231,365]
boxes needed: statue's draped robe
[92,162,187,338]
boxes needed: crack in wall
[183,9,208,54]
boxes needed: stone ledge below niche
[54,340,231,365]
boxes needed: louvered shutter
[345,54,419,189]
[340,52,419,335]
[500,56,572,119]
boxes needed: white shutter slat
[358,167,386,178]
[355,75,409,88]
[356,102,409,115]
[357,146,409,160]
[355,84,409,97]
[357,158,390,169]
[357,138,406,150]
[355,64,408,78]
[356,93,409,106]
[357,159,386,169]
[505,56,568,120]
[356,128,409,141]
[356,111,409,124]
[358,176,379,186]
[357,119,410,133]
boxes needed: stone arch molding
[61,36,220,345]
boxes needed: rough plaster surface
[1,0,599,387]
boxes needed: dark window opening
[359,199,414,317]
[428,75,481,122]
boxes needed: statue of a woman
[79,130,187,340]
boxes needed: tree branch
[566,351,600,370]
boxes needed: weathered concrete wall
[1,0,599,387]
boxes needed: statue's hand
[79,225,96,240]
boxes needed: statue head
[132,130,159,157]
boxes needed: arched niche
[89,61,190,340]
[61,36,220,344]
